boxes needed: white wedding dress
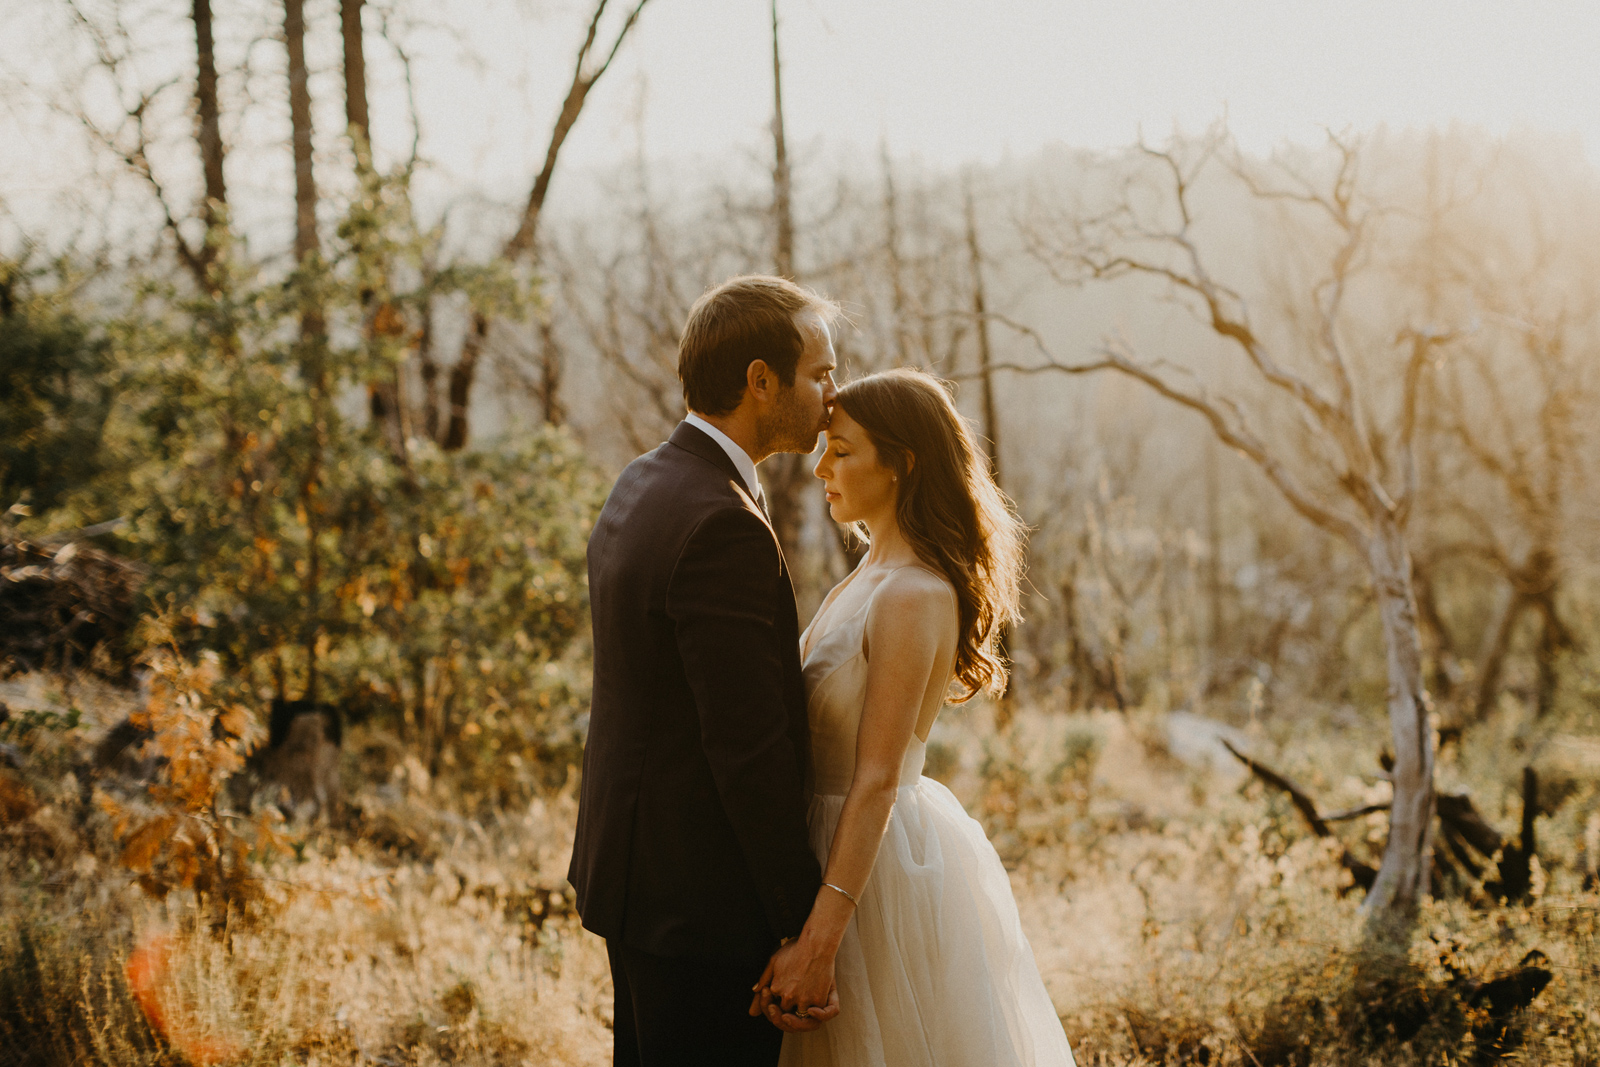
[779,571,1076,1067]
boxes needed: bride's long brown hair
[835,368,1025,701]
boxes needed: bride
[751,368,1075,1066]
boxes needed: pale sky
[436,0,1600,186]
[4,0,1600,245]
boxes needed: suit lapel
[668,422,776,540]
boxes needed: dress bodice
[799,569,953,797]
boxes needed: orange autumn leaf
[0,773,39,825]
[121,816,176,872]
[372,300,406,336]
[215,704,253,745]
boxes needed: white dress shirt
[684,412,764,506]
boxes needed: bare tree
[54,1,223,287]
[192,0,226,276]
[1402,139,1600,725]
[883,144,912,367]
[559,233,688,452]
[284,0,317,272]
[756,0,817,565]
[284,0,329,701]
[337,0,413,461]
[964,177,1001,485]
[1426,312,1589,721]
[1013,128,1450,933]
[340,0,368,152]
[769,0,794,282]
[963,174,1013,710]
[440,0,651,449]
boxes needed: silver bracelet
[822,882,859,906]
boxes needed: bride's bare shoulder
[870,565,957,624]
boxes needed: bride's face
[813,409,899,525]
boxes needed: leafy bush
[41,184,606,802]
[0,256,115,518]
[96,625,281,918]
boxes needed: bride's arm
[757,570,956,1016]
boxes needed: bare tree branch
[1394,325,1453,523]
[502,0,651,261]
[985,314,1369,546]
[53,0,206,285]
[1035,136,1358,455]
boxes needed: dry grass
[1,791,615,1066]
[2,672,1598,1066]
[949,703,1600,1066]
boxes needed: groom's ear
[746,358,777,403]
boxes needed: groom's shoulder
[599,442,747,551]
[617,437,736,505]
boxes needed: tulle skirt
[779,776,1076,1067]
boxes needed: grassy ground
[1,671,1597,1066]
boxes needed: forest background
[1,2,1599,1064]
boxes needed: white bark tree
[1012,127,1451,933]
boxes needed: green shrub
[0,256,115,519]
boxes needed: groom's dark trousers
[570,422,822,1066]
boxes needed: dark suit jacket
[568,422,821,959]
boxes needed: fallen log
[1221,739,1378,891]
[0,534,143,679]
[1221,741,1542,904]
[1483,767,1539,903]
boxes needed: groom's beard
[757,388,824,457]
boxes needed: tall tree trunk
[1362,517,1436,928]
[538,316,566,426]
[340,0,406,456]
[883,146,909,366]
[770,0,794,281]
[1473,588,1524,722]
[761,0,812,573]
[285,0,325,702]
[419,301,440,442]
[1535,602,1560,718]
[1203,438,1225,685]
[286,0,318,268]
[964,181,999,484]
[192,0,225,273]
[1533,591,1576,718]
[443,314,487,451]
[340,0,368,149]
[965,178,1010,712]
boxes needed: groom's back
[570,423,818,961]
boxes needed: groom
[569,275,842,1065]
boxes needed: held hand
[765,984,839,1033]
[748,975,839,1033]
[747,938,839,1032]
